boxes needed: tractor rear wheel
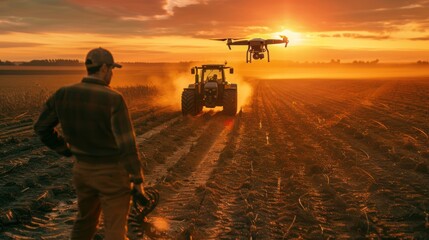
[182,90,197,116]
[223,89,237,116]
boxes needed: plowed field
[1,78,429,239]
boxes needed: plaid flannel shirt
[34,77,142,179]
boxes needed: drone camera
[253,53,264,60]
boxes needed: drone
[213,36,289,63]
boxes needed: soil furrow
[187,101,257,239]
[139,114,232,239]
[259,81,364,238]
[264,80,428,238]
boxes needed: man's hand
[65,155,76,162]
[58,148,73,157]
[132,183,152,206]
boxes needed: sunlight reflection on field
[151,217,169,231]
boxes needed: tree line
[0,60,15,66]
[0,59,81,66]
[21,59,81,66]
[1,59,428,66]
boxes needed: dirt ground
[1,78,429,239]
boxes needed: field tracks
[1,78,429,239]
[135,111,242,239]
[136,116,181,144]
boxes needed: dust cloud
[232,74,253,111]
[233,62,429,80]
[148,71,190,110]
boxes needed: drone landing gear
[246,45,251,63]
[266,44,270,62]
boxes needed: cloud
[121,15,169,22]
[408,36,429,41]
[163,0,208,15]
[343,33,390,40]
[0,42,45,48]
[126,0,429,37]
[0,17,28,26]
[0,0,428,42]
[67,0,167,16]
[74,0,208,23]
[0,0,149,35]
[319,33,390,40]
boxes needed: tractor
[181,64,237,116]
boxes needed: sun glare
[273,29,303,45]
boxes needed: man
[34,47,145,240]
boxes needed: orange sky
[1,0,429,62]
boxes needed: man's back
[36,76,138,166]
[55,78,122,159]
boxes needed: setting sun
[273,29,304,46]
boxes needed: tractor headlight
[205,88,216,93]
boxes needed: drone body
[214,36,289,63]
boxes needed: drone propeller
[280,35,289,47]
[211,38,241,50]
[227,39,232,50]
[211,38,244,41]
[211,38,228,41]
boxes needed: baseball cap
[85,47,122,69]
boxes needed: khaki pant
[71,160,131,240]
